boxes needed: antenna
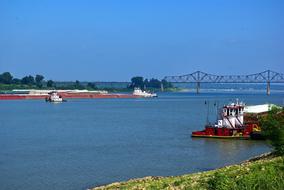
[214,101,219,121]
[205,100,210,124]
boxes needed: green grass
[0,84,32,90]
[91,153,284,190]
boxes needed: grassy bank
[91,153,284,190]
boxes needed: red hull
[58,92,139,99]
[191,134,250,139]
[191,124,257,139]
[0,95,27,100]
[0,93,139,100]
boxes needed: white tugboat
[45,91,65,103]
[133,88,158,98]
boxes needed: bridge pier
[196,82,200,94]
[267,81,270,95]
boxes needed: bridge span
[164,70,284,95]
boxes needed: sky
[0,0,283,81]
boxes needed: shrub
[260,107,284,155]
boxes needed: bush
[260,107,284,155]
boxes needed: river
[0,92,283,190]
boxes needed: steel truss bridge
[164,70,284,95]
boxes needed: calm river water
[0,92,283,190]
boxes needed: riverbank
[90,152,284,190]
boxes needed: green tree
[75,80,80,86]
[143,79,149,89]
[87,82,97,90]
[12,78,21,84]
[161,79,173,88]
[21,75,35,85]
[35,74,44,88]
[47,80,54,88]
[129,76,144,89]
[74,80,84,90]
[0,72,13,84]
[128,76,173,90]
[148,78,161,88]
[261,107,284,155]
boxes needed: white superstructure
[215,101,279,128]
[133,88,157,98]
[216,100,245,128]
[46,91,63,103]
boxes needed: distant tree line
[0,72,98,90]
[128,76,173,90]
[0,72,173,91]
[0,72,48,88]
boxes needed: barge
[0,89,142,100]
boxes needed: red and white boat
[191,100,274,139]
[45,91,65,103]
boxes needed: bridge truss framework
[164,70,284,95]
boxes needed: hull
[250,132,265,140]
[0,95,26,100]
[0,93,139,100]
[191,101,269,141]
[191,134,250,140]
[0,95,46,100]
[191,124,257,140]
[59,93,139,99]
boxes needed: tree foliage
[47,80,54,87]
[0,72,13,84]
[129,76,144,89]
[161,79,173,89]
[147,78,161,88]
[87,82,97,90]
[74,80,84,90]
[12,78,21,84]
[35,74,44,88]
[21,75,35,85]
[261,107,284,155]
[0,72,174,91]
[128,76,173,90]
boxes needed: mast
[205,101,210,124]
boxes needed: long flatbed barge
[0,93,139,100]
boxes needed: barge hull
[0,93,139,100]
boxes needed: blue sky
[0,0,283,81]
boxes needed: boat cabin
[217,101,245,128]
